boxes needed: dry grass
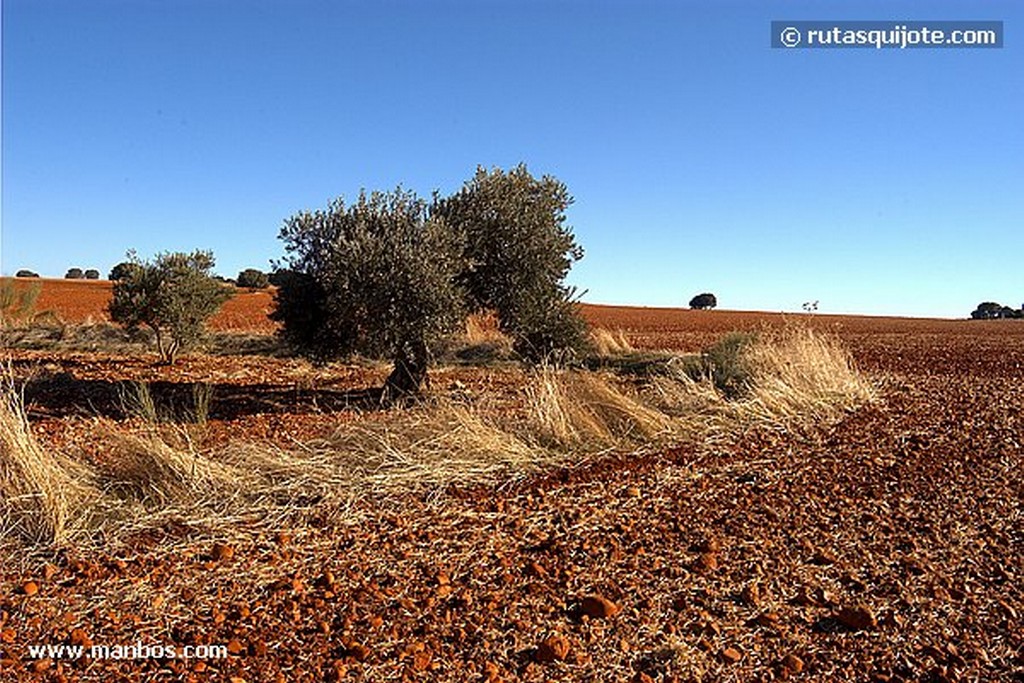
[0,372,98,546]
[590,327,634,356]
[741,325,875,422]
[522,366,675,447]
[0,325,874,551]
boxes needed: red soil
[2,279,1022,682]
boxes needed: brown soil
[1,282,1022,681]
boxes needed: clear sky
[2,0,1020,318]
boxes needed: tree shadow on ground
[18,370,385,422]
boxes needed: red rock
[535,635,570,663]
[346,642,371,662]
[580,594,620,619]
[227,638,245,655]
[211,543,234,561]
[721,647,743,664]
[781,653,805,673]
[412,650,432,671]
[754,611,781,628]
[20,581,39,596]
[694,553,719,572]
[836,605,877,631]
[69,628,92,649]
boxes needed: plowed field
[1,279,1022,681]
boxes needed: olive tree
[272,188,465,401]
[432,164,590,361]
[237,268,270,290]
[108,250,233,364]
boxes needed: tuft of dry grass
[0,372,97,546]
[522,366,675,447]
[590,327,635,357]
[740,325,875,422]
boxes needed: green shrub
[65,268,84,279]
[108,250,234,364]
[700,332,757,398]
[236,268,270,290]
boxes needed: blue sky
[2,0,1020,317]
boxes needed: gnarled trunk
[381,340,429,405]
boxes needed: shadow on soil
[18,369,386,422]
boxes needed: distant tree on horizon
[237,268,270,291]
[65,267,84,279]
[109,261,141,281]
[84,269,100,280]
[970,301,1023,320]
[14,270,39,278]
[689,292,717,310]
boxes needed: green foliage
[109,262,142,281]
[236,268,270,290]
[108,250,234,364]
[971,301,1023,319]
[1,278,42,326]
[433,164,590,361]
[700,332,756,398]
[84,269,100,280]
[689,292,717,310]
[65,268,84,280]
[272,188,466,399]
[15,270,39,278]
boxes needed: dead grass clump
[590,327,634,357]
[450,312,514,362]
[741,325,875,422]
[0,278,42,327]
[522,366,676,448]
[95,433,249,508]
[0,378,96,546]
[321,401,546,496]
[0,325,875,552]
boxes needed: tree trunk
[381,340,429,405]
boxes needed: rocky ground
[0,295,1021,681]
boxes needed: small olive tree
[432,164,590,361]
[237,268,270,290]
[272,189,465,400]
[108,250,233,364]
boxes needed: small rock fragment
[721,646,743,664]
[211,543,234,562]
[580,594,620,619]
[535,635,570,663]
[20,581,39,596]
[346,642,371,662]
[695,553,719,572]
[781,653,805,673]
[836,605,877,631]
